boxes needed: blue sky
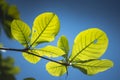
[1,0,120,80]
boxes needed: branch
[0,47,69,66]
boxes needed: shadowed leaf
[57,35,69,57]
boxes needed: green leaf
[3,56,14,68]
[0,43,3,48]
[72,59,113,75]
[46,61,67,76]
[8,5,20,19]
[11,20,31,47]
[57,35,69,56]
[69,28,108,62]
[22,50,42,64]
[6,66,20,75]
[30,12,60,47]
[39,45,65,57]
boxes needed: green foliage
[72,59,113,75]
[39,45,65,57]
[46,61,67,76]
[11,20,31,47]
[0,0,20,38]
[11,12,63,64]
[0,53,20,80]
[69,28,108,62]
[31,12,60,47]
[22,50,41,64]
[11,12,60,48]
[23,45,65,64]
[46,28,113,76]
[0,43,3,48]
[9,11,114,78]
[57,35,69,58]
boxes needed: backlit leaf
[46,61,67,76]
[22,50,42,64]
[69,28,108,62]
[72,59,113,75]
[39,45,65,57]
[57,35,69,56]
[31,12,60,47]
[11,20,31,47]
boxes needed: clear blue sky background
[1,0,120,80]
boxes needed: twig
[0,47,69,66]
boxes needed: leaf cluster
[0,53,20,80]
[10,12,114,77]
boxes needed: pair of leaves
[11,12,65,64]
[11,12,60,47]
[46,28,113,76]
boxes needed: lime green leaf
[31,12,60,47]
[11,20,31,47]
[39,45,65,57]
[22,50,42,64]
[69,28,108,62]
[57,35,69,55]
[72,59,113,75]
[46,61,67,76]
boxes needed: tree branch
[0,47,69,66]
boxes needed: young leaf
[30,12,60,47]
[69,28,108,62]
[11,20,31,47]
[57,35,69,56]
[38,45,65,57]
[22,50,42,64]
[46,61,67,76]
[72,59,113,75]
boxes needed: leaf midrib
[30,13,55,47]
[61,37,68,54]
[77,63,111,68]
[70,34,104,62]
[15,22,29,47]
